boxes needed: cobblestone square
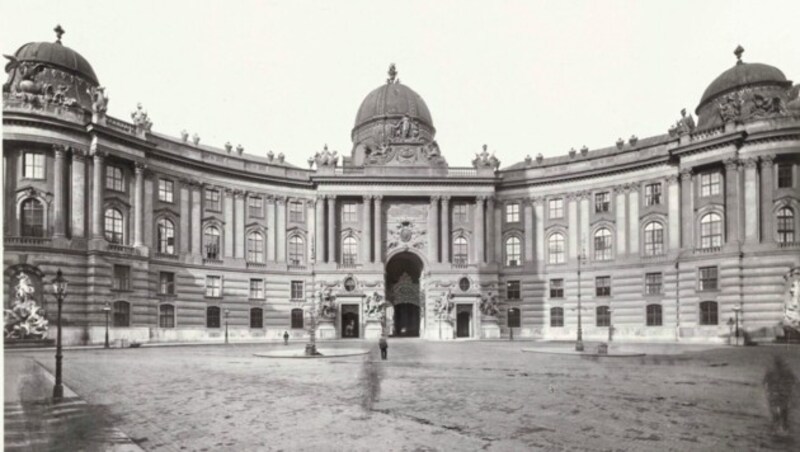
[5,341,800,451]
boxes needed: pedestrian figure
[379,336,388,360]
[763,355,798,435]
[283,330,289,345]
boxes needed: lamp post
[305,295,318,356]
[575,246,587,352]
[224,309,230,344]
[732,305,741,346]
[51,269,68,401]
[102,301,111,349]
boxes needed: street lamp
[51,269,68,401]
[732,305,742,346]
[575,246,587,352]
[102,301,111,349]
[224,309,230,344]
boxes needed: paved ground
[5,340,800,451]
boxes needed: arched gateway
[385,252,424,337]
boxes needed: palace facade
[4,32,800,345]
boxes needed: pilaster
[374,195,383,264]
[743,158,759,243]
[627,185,640,254]
[724,158,741,245]
[276,196,287,262]
[440,196,450,264]
[428,195,439,263]
[52,145,67,238]
[327,195,336,263]
[315,196,326,263]
[234,190,246,258]
[475,196,485,263]
[223,188,234,258]
[90,149,105,239]
[680,169,694,249]
[760,155,775,243]
[613,186,627,256]
[133,163,145,247]
[523,199,534,262]
[70,148,87,239]
[266,196,276,261]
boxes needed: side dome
[695,46,792,129]
[4,26,100,112]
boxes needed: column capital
[724,157,740,171]
[373,195,383,202]
[430,195,441,203]
[742,157,758,169]
[70,147,88,161]
[476,195,489,202]
[363,194,374,202]
[233,189,246,198]
[760,154,775,167]
[528,196,542,206]
[275,195,287,205]
[92,149,107,160]
[134,161,147,173]
[52,144,70,157]
[440,195,451,203]
[679,168,693,181]
[664,174,679,185]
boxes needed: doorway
[456,305,472,338]
[341,304,360,338]
[385,252,424,338]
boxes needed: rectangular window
[205,188,221,211]
[113,301,130,327]
[342,203,357,223]
[159,272,175,295]
[698,266,718,291]
[106,165,124,192]
[700,172,721,197]
[250,279,264,299]
[113,265,131,291]
[595,276,611,297]
[205,275,222,297]
[505,203,520,223]
[699,301,718,325]
[250,308,264,329]
[596,306,611,327]
[549,279,564,298]
[550,307,564,327]
[777,163,793,188]
[594,192,610,213]
[645,272,662,295]
[291,281,304,300]
[549,198,564,219]
[159,305,175,328]
[158,179,174,203]
[248,196,264,217]
[453,204,468,223]
[506,281,521,300]
[289,201,304,222]
[646,304,663,326]
[644,183,662,206]
[23,153,45,179]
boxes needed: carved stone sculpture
[236,144,244,155]
[180,129,189,142]
[478,292,500,317]
[312,144,338,168]
[131,103,153,133]
[224,142,233,153]
[472,144,500,170]
[87,86,109,117]
[668,108,696,137]
[718,93,742,122]
[192,133,200,146]
[4,273,49,340]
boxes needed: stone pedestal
[481,316,501,339]
[317,319,336,340]
[364,320,383,339]
[431,320,454,340]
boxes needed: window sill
[157,293,177,298]
[204,296,223,300]
[248,298,265,302]
[111,288,133,293]
[290,299,304,302]
[696,289,720,293]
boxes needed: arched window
[204,226,221,259]
[643,222,664,256]
[505,236,521,267]
[700,213,722,248]
[548,233,565,264]
[777,207,795,243]
[159,304,175,328]
[289,236,304,265]
[113,301,130,327]
[646,304,662,326]
[342,236,358,265]
[206,306,221,328]
[699,301,718,325]
[20,198,44,237]
[247,231,264,263]
[250,307,264,329]
[156,218,175,254]
[291,308,304,329]
[596,306,611,327]
[550,307,564,327]
[104,208,124,244]
[453,236,468,265]
[594,228,612,261]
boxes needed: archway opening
[385,252,424,338]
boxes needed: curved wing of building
[4,31,800,345]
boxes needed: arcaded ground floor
[4,341,800,451]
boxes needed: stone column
[428,196,439,263]
[494,199,503,264]
[70,149,87,239]
[680,169,693,249]
[276,196,287,262]
[266,196,276,261]
[374,195,383,264]
[52,145,67,238]
[190,182,202,254]
[486,197,495,263]
[760,155,775,243]
[327,195,336,263]
[315,196,325,263]
[475,196,485,263]
[305,200,315,262]
[223,189,234,258]
[743,158,759,243]
[133,163,145,247]
[524,199,534,262]
[363,195,373,263]
[567,194,578,259]
[666,175,680,250]
[724,158,740,245]
[579,192,590,256]
[179,181,191,254]
[534,198,544,263]
[91,150,105,239]
[441,196,450,264]
[614,186,627,256]
[628,186,640,254]
[234,190,246,258]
